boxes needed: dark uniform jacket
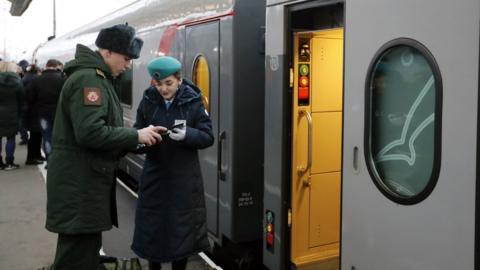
[0,72,23,137]
[46,44,138,234]
[22,72,41,132]
[131,80,214,262]
[28,69,65,121]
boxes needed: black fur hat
[95,23,143,59]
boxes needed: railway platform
[0,140,219,270]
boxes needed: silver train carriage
[34,0,480,269]
[33,0,266,267]
[264,0,479,270]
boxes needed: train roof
[34,0,235,64]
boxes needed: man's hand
[138,125,167,146]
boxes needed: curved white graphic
[376,75,434,166]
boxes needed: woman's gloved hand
[169,125,186,141]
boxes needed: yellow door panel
[311,112,342,174]
[309,172,341,247]
[311,36,343,113]
[291,28,343,268]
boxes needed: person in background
[0,61,23,170]
[45,23,166,270]
[23,64,45,165]
[17,59,29,145]
[131,56,214,270]
[28,59,65,168]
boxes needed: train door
[342,1,479,270]
[290,29,343,270]
[185,21,220,236]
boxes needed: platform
[0,138,218,270]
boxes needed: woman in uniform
[131,56,214,270]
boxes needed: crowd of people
[1,23,213,270]
[0,58,65,170]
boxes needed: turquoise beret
[147,56,182,81]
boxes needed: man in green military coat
[46,24,167,270]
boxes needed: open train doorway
[290,28,343,270]
[264,2,344,270]
[289,3,344,270]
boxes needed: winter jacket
[0,72,23,137]
[46,44,139,234]
[22,72,41,131]
[28,69,65,121]
[131,79,214,262]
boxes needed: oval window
[365,38,442,204]
[192,55,210,112]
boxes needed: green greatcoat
[46,44,138,234]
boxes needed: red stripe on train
[157,25,178,56]
[156,11,235,56]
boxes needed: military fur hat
[95,23,143,59]
[147,56,182,81]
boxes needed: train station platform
[0,139,218,270]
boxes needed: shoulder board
[96,69,106,79]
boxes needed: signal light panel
[298,38,311,106]
[266,210,275,252]
[298,63,310,106]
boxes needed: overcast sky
[0,0,135,61]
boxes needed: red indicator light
[298,87,309,100]
[299,76,309,87]
[266,232,274,246]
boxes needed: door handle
[218,131,227,181]
[297,109,312,175]
[353,146,359,172]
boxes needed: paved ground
[0,138,217,270]
[0,140,56,270]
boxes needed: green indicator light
[299,64,309,76]
[266,211,274,223]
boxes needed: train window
[192,55,210,112]
[365,38,442,205]
[118,68,133,108]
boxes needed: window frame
[118,68,133,109]
[364,38,443,205]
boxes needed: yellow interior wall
[291,28,343,269]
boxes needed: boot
[148,261,162,270]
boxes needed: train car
[34,0,480,269]
[264,0,479,270]
[33,0,266,267]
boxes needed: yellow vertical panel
[311,37,343,113]
[309,172,341,247]
[311,112,342,174]
[291,34,311,261]
[291,29,343,268]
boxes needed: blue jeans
[0,136,16,164]
[40,118,53,159]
